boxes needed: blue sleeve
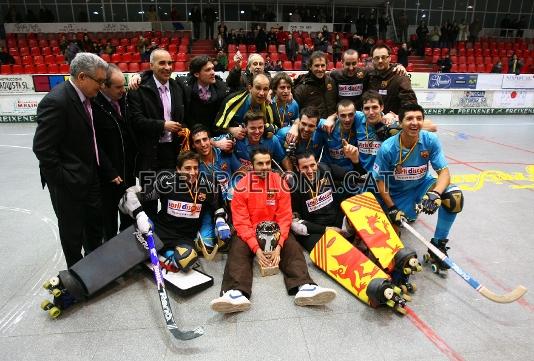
[275,126,289,144]
[228,152,242,173]
[354,111,366,131]
[317,118,326,129]
[427,132,448,171]
[270,136,287,163]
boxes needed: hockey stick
[402,221,527,303]
[144,229,205,340]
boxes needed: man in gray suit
[33,53,108,268]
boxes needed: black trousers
[48,178,102,268]
[101,182,132,242]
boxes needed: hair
[361,90,384,106]
[189,124,211,144]
[243,110,265,125]
[300,106,320,121]
[149,48,169,64]
[251,148,271,164]
[370,44,392,57]
[247,53,264,68]
[399,103,425,122]
[342,49,359,61]
[271,72,293,91]
[308,51,327,69]
[295,151,316,167]
[337,99,355,112]
[176,150,200,169]
[104,63,121,88]
[189,55,211,74]
[70,52,108,78]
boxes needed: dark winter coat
[185,74,229,132]
[293,72,337,118]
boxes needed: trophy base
[257,261,280,277]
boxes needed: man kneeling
[210,149,336,313]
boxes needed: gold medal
[395,164,403,173]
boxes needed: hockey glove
[418,190,442,215]
[291,219,309,236]
[387,206,406,226]
[136,211,151,235]
[118,185,142,218]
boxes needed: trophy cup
[256,221,281,277]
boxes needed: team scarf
[215,91,279,129]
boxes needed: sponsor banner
[476,74,505,90]
[451,90,493,108]
[265,22,333,32]
[0,94,44,116]
[0,75,35,94]
[428,73,478,89]
[501,74,534,89]
[415,90,452,108]
[0,115,36,123]
[425,108,534,115]
[5,22,151,34]
[492,90,534,108]
[407,72,429,89]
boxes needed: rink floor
[0,115,533,361]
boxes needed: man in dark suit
[33,52,108,268]
[127,48,189,219]
[92,64,137,241]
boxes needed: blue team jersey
[372,130,448,194]
[275,126,323,159]
[353,117,384,172]
[234,136,286,170]
[317,111,366,171]
[199,147,242,199]
[272,98,299,127]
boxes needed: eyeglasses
[372,55,390,61]
[84,73,106,85]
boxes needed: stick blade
[169,326,205,340]
[479,285,528,304]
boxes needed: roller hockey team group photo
[1,7,533,360]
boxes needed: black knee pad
[441,186,464,213]
[174,244,198,271]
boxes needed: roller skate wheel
[386,299,395,308]
[402,294,412,302]
[52,288,62,298]
[42,280,51,289]
[48,307,61,319]
[383,288,394,300]
[416,265,423,272]
[393,286,401,295]
[431,264,439,274]
[403,267,412,275]
[408,257,419,268]
[409,282,417,292]
[395,305,407,315]
[40,300,52,311]
[400,284,408,294]
[49,277,60,287]
[423,254,430,263]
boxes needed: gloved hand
[418,190,442,215]
[291,219,309,236]
[118,185,142,218]
[215,217,231,240]
[387,206,406,226]
[136,211,151,234]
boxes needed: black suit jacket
[92,92,137,187]
[33,81,99,198]
[127,71,188,172]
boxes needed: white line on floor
[0,145,32,150]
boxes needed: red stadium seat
[168,44,177,53]
[0,65,11,74]
[450,64,458,73]
[406,63,414,72]
[12,64,23,74]
[485,63,493,73]
[227,44,236,53]
[131,53,141,63]
[178,45,188,53]
[128,63,140,72]
[458,63,467,72]
[121,53,132,63]
[24,65,35,74]
[117,62,128,72]
[239,44,247,53]
[111,53,122,63]
[450,55,458,64]
[19,47,30,56]
[42,47,52,56]
[476,63,486,73]
[126,45,136,53]
[34,56,44,65]
[35,63,47,74]
[327,61,334,70]
[47,64,59,74]
[294,60,302,70]
[115,45,125,54]
[55,54,65,64]
[22,56,33,65]
[174,62,186,72]
[269,53,279,61]
[59,63,70,73]
[30,47,41,56]
[283,61,293,70]
[268,44,277,53]
[248,45,256,53]
[176,53,188,62]
[141,62,150,71]
[335,61,343,69]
